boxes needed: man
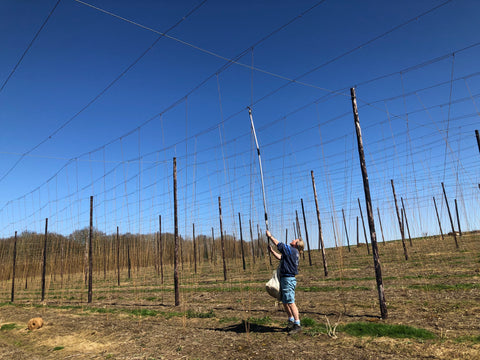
[266,230,304,334]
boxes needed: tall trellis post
[173,158,180,306]
[377,208,385,245]
[193,223,197,274]
[159,215,164,284]
[11,231,17,302]
[357,198,370,254]
[342,209,351,252]
[433,197,445,241]
[218,196,227,281]
[41,218,48,302]
[391,179,408,260]
[311,170,328,275]
[401,197,413,246]
[350,87,387,319]
[88,196,93,303]
[300,198,312,266]
[238,213,246,271]
[116,226,120,286]
[454,199,462,236]
[441,182,459,248]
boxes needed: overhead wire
[0,0,62,95]
[0,0,463,215]
[0,0,208,185]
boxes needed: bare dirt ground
[1,235,479,359]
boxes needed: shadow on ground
[214,320,284,334]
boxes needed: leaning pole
[350,87,387,319]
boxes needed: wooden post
[390,180,408,260]
[173,158,180,306]
[103,239,107,280]
[295,211,305,260]
[351,87,387,319]
[11,231,17,302]
[342,209,350,252]
[127,237,131,279]
[211,227,215,264]
[301,198,312,266]
[377,208,385,245]
[88,196,93,303]
[41,218,48,302]
[159,215,164,284]
[357,198,370,254]
[249,220,255,265]
[257,224,262,258]
[285,228,288,244]
[433,197,445,241]
[454,199,462,236]
[193,223,197,274]
[441,182,459,248]
[331,216,338,248]
[116,227,120,286]
[401,197,413,246]
[218,196,227,281]
[356,216,359,247]
[311,171,328,275]
[476,129,480,153]
[238,213,246,271]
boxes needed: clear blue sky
[0,0,479,246]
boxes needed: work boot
[285,320,294,332]
[289,324,302,335]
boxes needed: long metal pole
[248,107,269,232]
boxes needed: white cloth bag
[265,267,282,300]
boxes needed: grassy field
[0,233,479,359]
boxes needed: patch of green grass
[408,283,479,291]
[455,335,480,344]
[186,309,215,319]
[219,316,240,324]
[340,322,436,340]
[145,296,157,301]
[246,316,271,325]
[53,346,64,351]
[128,309,158,317]
[300,317,316,327]
[299,317,328,336]
[0,323,17,331]
[299,285,370,292]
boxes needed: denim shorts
[280,276,296,304]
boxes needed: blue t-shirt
[277,243,299,277]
